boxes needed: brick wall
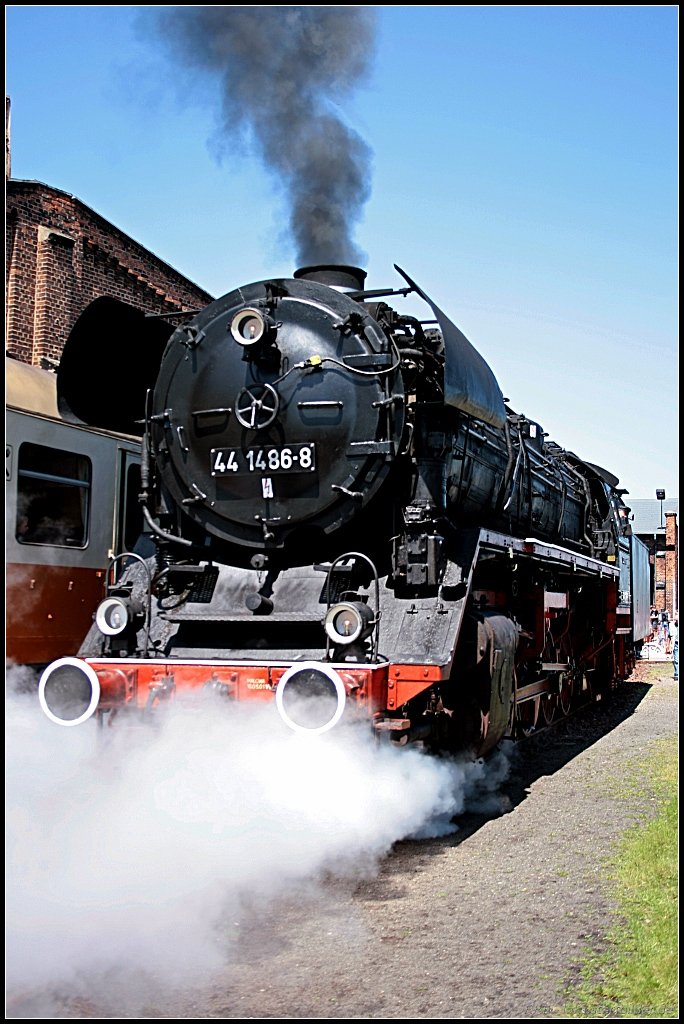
[654,511,679,620]
[6,180,214,365]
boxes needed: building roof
[7,178,214,302]
[6,354,59,418]
[629,498,679,536]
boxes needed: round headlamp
[324,601,375,645]
[230,307,272,347]
[95,596,132,636]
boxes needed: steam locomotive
[38,264,651,756]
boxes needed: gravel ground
[8,659,677,1020]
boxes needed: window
[16,442,91,547]
[118,456,149,554]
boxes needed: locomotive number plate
[210,443,316,476]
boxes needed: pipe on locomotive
[293,264,367,292]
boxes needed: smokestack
[294,264,367,292]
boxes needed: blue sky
[5,5,678,503]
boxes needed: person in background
[672,619,678,682]
[660,608,670,644]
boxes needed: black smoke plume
[149,6,377,268]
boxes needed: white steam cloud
[6,668,513,1013]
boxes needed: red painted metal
[81,658,443,722]
[6,562,107,666]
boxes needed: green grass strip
[559,733,678,1019]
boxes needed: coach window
[15,442,91,547]
[119,458,149,553]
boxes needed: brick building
[630,499,679,622]
[6,178,213,369]
[657,511,678,622]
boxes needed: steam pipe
[140,388,193,549]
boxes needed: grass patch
[558,734,678,1019]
